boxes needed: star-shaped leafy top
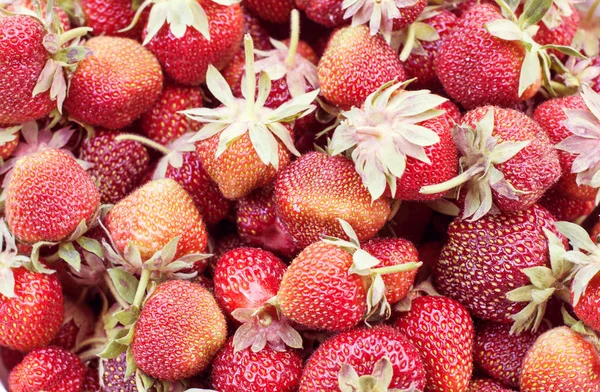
[328,80,447,201]
[391,7,441,61]
[421,108,531,221]
[555,84,600,205]
[0,219,31,298]
[182,34,319,170]
[338,357,422,392]
[551,56,600,96]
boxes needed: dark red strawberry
[100,352,138,391]
[295,0,346,28]
[80,0,148,39]
[245,0,295,24]
[0,347,25,372]
[82,363,100,392]
[539,188,596,222]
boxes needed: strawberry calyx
[341,0,421,43]
[561,304,600,351]
[328,80,447,201]
[393,278,439,312]
[555,84,600,205]
[323,219,422,323]
[0,125,21,164]
[182,34,319,170]
[540,0,574,29]
[420,107,531,221]
[253,10,318,98]
[572,0,600,56]
[231,297,303,353]
[506,227,572,334]
[549,56,600,97]
[0,219,31,298]
[338,356,422,392]
[392,7,441,61]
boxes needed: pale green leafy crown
[391,7,441,61]
[338,357,422,392]
[0,219,31,298]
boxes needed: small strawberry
[295,0,347,28]
[81,0,148,39]
[64,36,163,130]
[421,106,561,221]
[275,152,391,248]
[8,346,86,392]
[245,0,295,24]
[468,379,516,392]
[78,130,150,204]
[211,337,303,391]
[539,188,596,222]
[131,280,227,380]
[318,24,406,110]
[299,326,426,391]
[395,295,474,392]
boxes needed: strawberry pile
[1,0,600,391]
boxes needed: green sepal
[540,44,587,59]
[125,345,137,379]
[54,46,94,65]
[115,326,135,346]
[58,241,81,272]
[107,268,140,305]
[518,0,553,29]
[29,241,57,274]
[76,236,103,259]
[98,334,128,359]
[113,306,140,326]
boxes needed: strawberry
[295,0,347,28]
[236,184,299,258]
[421,106,561,221]
[592,221,600,243]
[8,346,86,392]
[100,352,138,391]
[474,321,549,388]
[6,148,100,244]
[532,3,580,55]
[395,295,474,392]
[275,152,391,248]
[182,35,319,200]
[205,234,247,276]
[245,0,295,24]
[468,379,516,392]
[241,3,273,51]
[139,83,203,145]
[82,363,100,392]
[211,337,303,391]
[328,81,458,202]
[131,280,227,380]
[6,0,71,31]
[105,178,208,262]
[520,326,600,391]
[81,0,148,39]
[64,36,163,130]
[573,274,600,331]
[299,325,426,391]
[78,130,150,204]
[0,126,21,160]
[318,24,406,110]
[0,347,24,372]
[539,188,596,222]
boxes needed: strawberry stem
[285,9,301,68]
[399,23,416,62]
[420,165,483,195]
[133,268,151,308]
[371,261,423,276]
[115,134,170,155]
[58,27,93,46]
[586,0,600,25]
[243,34,258,120]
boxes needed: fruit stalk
[420,164,484,195]
[399,23,417,61]
[115,134,170,155]
[133,268,151,308]
[58,27,93,46]
[244,35,257,121]
[586,0,600,25]
[285,9,300,68]
[371,261,423,276]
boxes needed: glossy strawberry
[131,280,227,380]
[6,149,100,244]
[9,346,86,392]
[533,4,580,55]
[299,326,426,391]
[572,274,600,331]
[211,337,303,391]
[245,0,295,24]
[0,126,21,160]
[64,36,163,130]
[80,0,148,39]
[539,188,596,222]
[468,379,516,392]
[295,0,346,27]
[395,295,474,392]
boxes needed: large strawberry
[421,106,561,221]
[245,0,295,24]
[275,152,391,248]
[327,80,457,202]
[318,24,406,110]
[299,326,426,391]
[395,295,474,392]
[182,35,319,200]
[64,36,163,130]
[131,280,227,381]
[8,346,86,392]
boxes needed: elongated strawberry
[395,295,474,392]
[81,0,148,39]
[64,36,163,130]
[299,326,426,391]
[211,337,303,391]
[318,24,406,110]
[182,35,319,200]
[9,346,86,392]
[421,106,561,221]
[328,80,457,202]
[469,379,516,392]
[245,0,295,24]
[131,280,227,381]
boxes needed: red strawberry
[6,149,100,244]
[318,24,406,110]
[6,0,71,31]
[520,326,600,391]
[80,0,148,39]
[64,36,163,130]
[539,188,596,222]
[211,337,303,391]
[0,126,21,160]
[474,321,549,388]
[78,130,150,204]
[295,0,346,27]
[468,379,516,392]
[205,234,248,276]
[245,0,295,24]
[0,347,24,372]
[100,352,138,391]
[82,363,100,392]
[421,106,561,221]
[275,152,391,248]
[131,280,227,381]
[241,3,274,51]
[532,4,580,56]
[8,346,86,392]
[395,295,474,392]
[299,326,426,391]
[573,274,600,331]
[139,83,203,145]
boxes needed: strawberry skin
[100,352,138,391]
[299,325,426,391]
[395,296,474,392]
[6,149,100,244]
[79,130,150,204]
[295,0,346,28]
[9,346,86,392]
[572,274,600,331]
[211,337,303,391]
[435,4,539,109]
[80,0,148,39]
[245,0,295,24]
[131,280,227,381]
[64,36,163,130]
[105,178,208,260]
[0,15,54,125]
[275,152,391,249]
[533,5,580,57]
[520,327,600,391]
[318,24,406,110]
[0,267,64,352]
[468,379,516,392]
[538,188,596,222]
